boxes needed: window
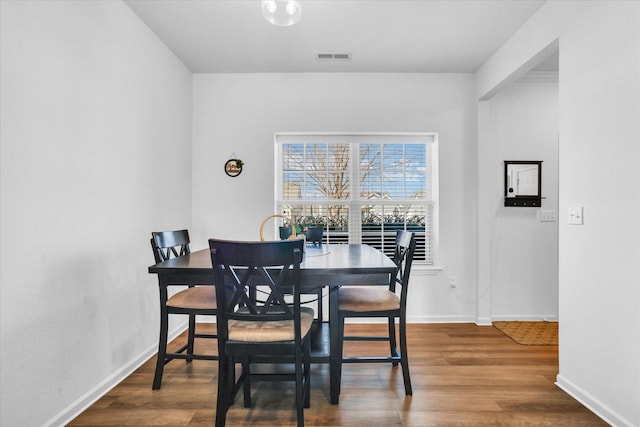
[275,133,438,264]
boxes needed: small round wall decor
[224,158,244,177]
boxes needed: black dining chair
[209,238,312,427]
[336,230,416,396]
[150,230,217,390]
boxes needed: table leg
[329,285,340,404]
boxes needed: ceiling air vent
[317,53,351,61]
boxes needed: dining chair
[209,238,312,427]
[336,230,416,396]
[150,229,217,390]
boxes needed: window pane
[303,171,327,200]
[405,144,426,170]
[360,143,382,198]
[360,143,381,168]
[284,142,351,201]
[304,143,326,171]
[361,204,427,259]
[328,170,349,200]
[407,171,426,199]
[382,169,404,198]
[326,144,350,200]
[405,204,426,231]
[282,143,304,171]
[377,143,428,198]
[283,172,303,199]
[383,144,404,170]
[406,144,426,198]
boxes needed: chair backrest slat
[151,230,191,263]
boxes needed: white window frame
[274,132,438,265]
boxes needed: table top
[149,243,396,285]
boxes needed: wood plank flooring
[68,323,607,426]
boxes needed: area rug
[493,321,558,345]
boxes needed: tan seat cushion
[338,287,400,312]
[167,286,216,310]
[228,307,315,342]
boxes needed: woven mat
[493,321,558,346]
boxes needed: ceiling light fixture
[262,0,302,27]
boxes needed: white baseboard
[490,314,559,322]
[408,314,477,323]
[45,323,188,427]
[556,374,634,427]
[344,315,476,324]
[475,316,493,326]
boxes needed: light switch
[568,207,583,225]
[539,210,556,222]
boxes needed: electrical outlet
[449,276,457,288]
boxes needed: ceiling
[124,0,547,74]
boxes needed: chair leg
[388,317,399,366]
[304,337,311,408]
[186,313,196,363]
[152,304,169,390]
[336,314,345,395]
[295,344,305,427]
[399,315,412,395]
[243,357,251,408]
[215,355,230,427]
[316,288,323,324]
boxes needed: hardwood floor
[68,323,607,426]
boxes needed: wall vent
[317,52,351,61]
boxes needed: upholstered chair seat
[338,287,399,312]
[229,307,314,342]
[167,286,216,310]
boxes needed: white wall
[0,2,193,425]
[191,73,480,322]
[476,2,640,426]
[484,79,559,320]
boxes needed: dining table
[148,243,397,404]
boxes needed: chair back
[209,239,305,342]
[151,230,191,263]
[391,230,417,298]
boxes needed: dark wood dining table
[148,243,397,404]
